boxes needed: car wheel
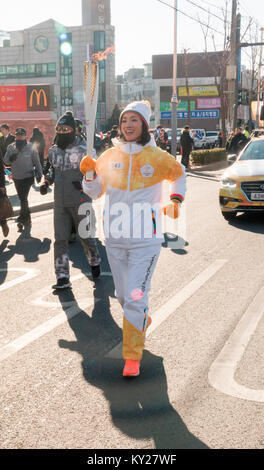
[222,211,237,220]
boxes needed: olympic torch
[84,58,99,158]
[83,46,115,180]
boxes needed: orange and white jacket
[82,136,186,247]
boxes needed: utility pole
[171,0,178,158]
[256,27,264,127]
[227,0,237,131]
[233,13,241,129]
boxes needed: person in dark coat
[226,127,249,155]
[4,128,43,230]
[0,146,9,237]
[30,127,46,168]
[180,126,194,168]
[0,124,15,157]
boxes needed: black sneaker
[52,278,72,290]
[91,265,101,280]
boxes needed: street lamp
[171,0,178,158]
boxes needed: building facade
[0,0,115,142]
[152,52,227,131]
[116,63,155,126]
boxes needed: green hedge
[190,148,226,166]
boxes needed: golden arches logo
[29,89,48,108]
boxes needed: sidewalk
[6,179,54,217]
[6,159,228,216]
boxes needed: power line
[156,0,225,36]
[182,0,231,25]
[198,0,231,14]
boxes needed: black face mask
[15,140,27,151]
[55,132,75,150]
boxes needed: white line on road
[208,285,264,402]
[0,272,112,363]
[0,268,40,292]
[107,259,228,359]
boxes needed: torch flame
[92,46,115,62]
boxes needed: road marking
[107,259,228,359]
[0,268,40,292]
[208,285,264,402]
[0,300,95,362]
[0,272,112,363]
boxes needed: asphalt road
[1,167,264,450]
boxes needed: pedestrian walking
[0,124,15,157]
[226,127,248,155]
[40,110,101,290]
[30,127,46,168]
[75,119,87,145]
[80,100,186,378]
[4,128,43,231]
[0,147,9,237]
[180,125,194,169]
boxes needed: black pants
[181,152,190,168]
[14,177,34,222]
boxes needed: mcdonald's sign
[26,85,51,111]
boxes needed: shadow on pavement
[0,233,51,285]
[56,242,208,449]
[227,212,264,234]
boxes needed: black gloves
[40,181,49,195]
[72,181,82,191]
[9,152,18,163]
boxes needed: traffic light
[238,89,242,105]
[59,33,72,56]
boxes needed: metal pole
[171,0,178,158]
[227,0,237,131]
[256,27,264,127]
[233,13,240,129]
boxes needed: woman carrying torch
[80,100,186,377]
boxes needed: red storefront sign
[0,86,27,112]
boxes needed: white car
[206,131,219,148]
[191,129,206,149]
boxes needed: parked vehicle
[205,131,219,148]
[191,129,206,149]
[219,137,264,220]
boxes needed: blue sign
[161,110,219,120]
[161,112,172,119]
[191,110,219,119]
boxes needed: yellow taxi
[220,137,264,220]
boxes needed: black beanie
[57,110,76,131]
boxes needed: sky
[1,0,264,75]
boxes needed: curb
[13,200,54,217]
[189,160,229,172]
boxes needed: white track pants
[106,244,161,332]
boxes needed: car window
[240,140,264,160]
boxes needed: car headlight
[220,178,237,189]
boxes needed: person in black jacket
[180,126,194,168]
[0,147,9,237]
[0,124,15,157]
[30,127,46,168]
[226,127,249,155]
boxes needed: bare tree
[183,49,191,125]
